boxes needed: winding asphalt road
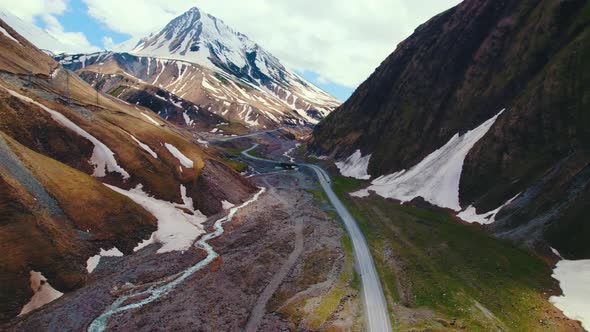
[242,144,392,332]
[207,128,283,142]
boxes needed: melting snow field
[335,150,372,180]
[550,259,590,330]
[86,248,124,273]
[164,143,194,168]
[19,271,63,316]
[106,184,206,254]
[353,110,504,210]
[3,87,130,179]
[88,187,267,332]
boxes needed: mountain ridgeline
[312,0,590,258]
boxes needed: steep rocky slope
[312,0,590,258]
[0,18,255,322]
[55,7,340,130]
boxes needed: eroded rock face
[312,0,590,257]
[193,159,257,216]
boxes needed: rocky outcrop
[312,0,590,258]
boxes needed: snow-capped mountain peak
[130,7,278,82]
[127,7,339,112]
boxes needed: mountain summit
[129,7,286,86]
[127,6,339,114]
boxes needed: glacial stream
[88,187,266,332]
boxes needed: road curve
[207,128,282,142]
[242,144,392,332]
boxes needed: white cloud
[82,0,462,87]
[0,0,100,53]
[82,0,196,36]
[0,0,67,23]
[41,14,100,53]
[315,75,330,85]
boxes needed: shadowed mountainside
[311,0,590,258]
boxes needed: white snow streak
[164,143,193,168]
[335,150,372,180]
[129,134,158,159]
[353,110,504,210]
[182,111,194,126]
[141,113,161,126]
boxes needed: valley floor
[5,130,585,332]
[4,133,362,332]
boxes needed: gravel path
[242,144,392,332]
[243,183,305,332]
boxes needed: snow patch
[86,247,124,274]
[129,134,158,159]
[165,143,193,168]
[106,184,206,254]
[457,193,520,225]
[182,111,194,126]
[335,150,372,180]
[141,112,161,126]
[353,110,504,210]
[19,271,63,315]
[550,259,590,330]
[221,200,235,210]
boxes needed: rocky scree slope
[311,0,590,259]
[0,19,255,322]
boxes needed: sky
[0,0,462,101]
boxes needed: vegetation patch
[331,176,566,331]
[305,236,358,330]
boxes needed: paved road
[242,144,392,332]
[206,128,283,142]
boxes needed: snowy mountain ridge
[125,7,339,115]
[53,7,340,129]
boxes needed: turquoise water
[88,187,266,332]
